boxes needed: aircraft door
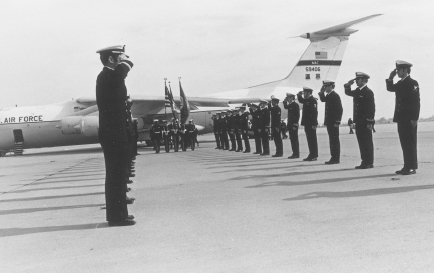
[13,129,24,143]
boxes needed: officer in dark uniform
[234,108,243,152]
[150,119,162,153]
[386,60,420,175]
[344,72,376,169]
[216,113,225,149]
[186,119,196,151]
[239,105,251,153]
[297,87,318,161]
[220,111,230,150]
[270,95,283,157]
[96,45,135,226]
[259,99,270,155]
[227,110,237,151]
[212,114,220,149]
[319,80,343,164]
[283,93,300,159]
[249,104,262,154]
[280,120,287,139]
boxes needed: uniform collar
[399,75,410,82]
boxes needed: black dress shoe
[355,164,374,169]
[127,180,133,184]
[243,150,251,153]
[401,169,416,175]
[260,153,270,156]
[215,147,220,149]
[108,219,136,226]
[325,160,340,164]
[288,155,299,159]
[127,215,135,220]
[129,173,135,177]
[272,154,283,157]
[303,157,317,161]
[236,150,242,152]
[253,152,261,154]
[126,187,131,192]
[395,168,404,174]
[126,197,135,204]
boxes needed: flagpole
[164,78,167,121]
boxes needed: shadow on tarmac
[0,203,105,216]
[9,184,103,194]
[215,163,325,173]
[33,177,104,185]
[22,147,103,157]
[246,173,397,188]
[0,192,104,203]
[0,222,110,237]
[284,184,434,201]
[232,167,356,181]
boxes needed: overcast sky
[1,0,433,121]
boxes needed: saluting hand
[367,124,373,130]
[389,69,397,80]
[312,125,317,130]
[344,79,354,88]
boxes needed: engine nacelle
[61,116,99,136]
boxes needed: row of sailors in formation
[211,63,420,176]
[211,78,366,163]
[149,119,199,153]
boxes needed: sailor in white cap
[386,60,420,175]
[96,45,135,226]
[270,95,283,157]
[319,80,343,164]
[283,92,300,158]
[259,99,271,155]
[297,87,318,161]
[344,72,375,169]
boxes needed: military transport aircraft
[0,14,381,155]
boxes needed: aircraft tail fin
[243,14,382,99]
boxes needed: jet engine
[60,116,99,136]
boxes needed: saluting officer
[319,80,343,164]
[344,72,376,169]
[250,104,263,154]
[211,114,220,149]
[220,111,230,150]
[270,95,283,157]
[96,45,135,226]
[227,110,237,151]
[239,104,251,153]
[297,87,318,161]
[216,113,225,149]
[283,93,300,159]
[234,108,243,152]
[386,60,420,175]
[259,99,270,155]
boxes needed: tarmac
[1,122,434,273]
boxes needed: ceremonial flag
[168,83,179,121]
[165,84,171,107]
[179,79,190,125]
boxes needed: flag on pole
[165,84,171,107]
[179,79,190,125]
[168,82,179,121]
